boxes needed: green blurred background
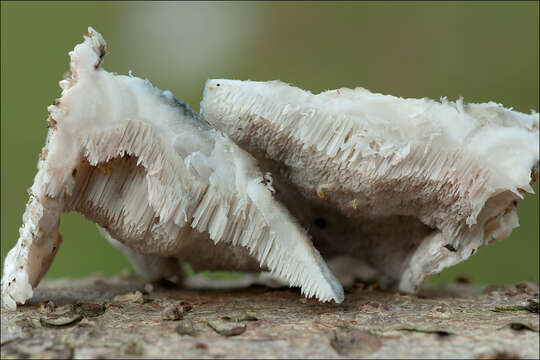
[1,1,538,285]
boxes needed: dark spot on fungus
[72,169,77,177]
[98,44,105,58]
[94,44,106,69]
[444,244,457,252]
[314,217,327,229]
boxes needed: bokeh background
[1,1,538,285]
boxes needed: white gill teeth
[3,27,537,309]
[201,78,538,294]
[1,27,343,309]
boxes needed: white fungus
[2,27,538,309]
[0,28,343,309]
[201,79,539,292]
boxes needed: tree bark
[1,273,538,359]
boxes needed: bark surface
[1,273,539,359]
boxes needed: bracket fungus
[201,79,539,292]
[0,28,343,309]
[1,28,538,309]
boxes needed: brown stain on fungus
[95,45,106,69]
[46,117,57,128]
[96,162,113,175]
[40,148,48,161]
[259,117,272,127]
